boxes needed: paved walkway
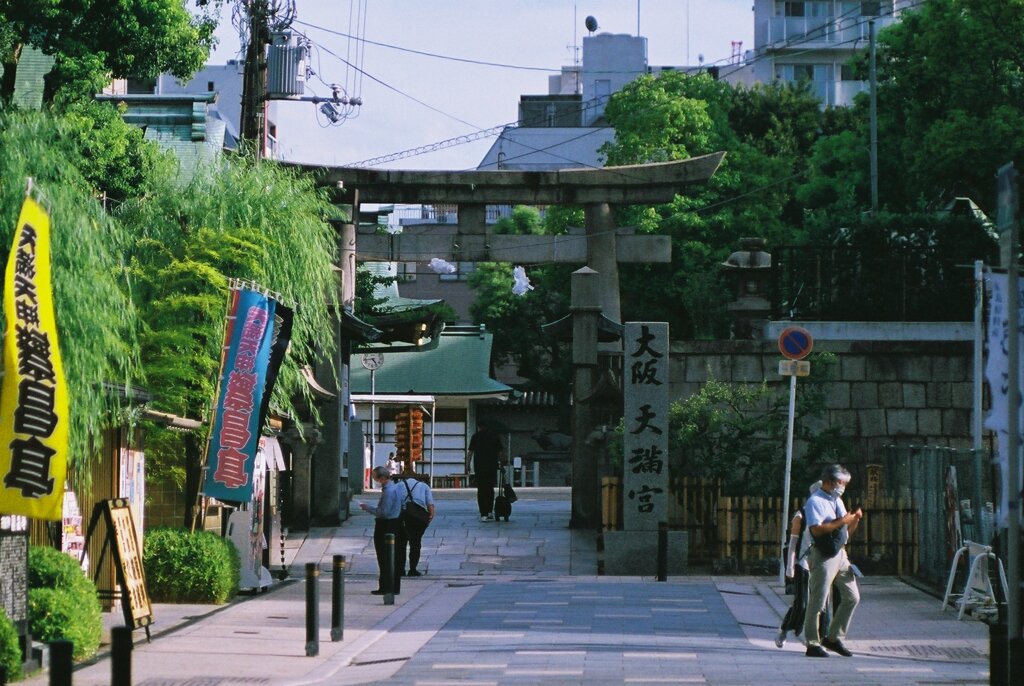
[25,488,991,685]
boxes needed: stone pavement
[24,487,991,685]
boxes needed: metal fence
[869,445,994,588]
[769,246,980,322]
[654,446,996,592]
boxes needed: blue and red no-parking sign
[778,326,813,360]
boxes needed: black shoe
[821,638,853,657]
[805,645,829,658]
[407,570,423,577]
[371,589,400,596]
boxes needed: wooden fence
[604,477,920,576]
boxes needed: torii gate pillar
[584,203,621,323]
[569,266,601,529]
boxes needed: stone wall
[670,338,975,458]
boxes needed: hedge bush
[143,527,240,604]
[27,546,102,660]
[0,608,22,682]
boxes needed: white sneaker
[479,516,490,522]
[486,513,495,520]
[775,630,787,648]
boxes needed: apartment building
[751,0,912,107]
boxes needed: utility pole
[869,19,879,212]
[240,0,270,158]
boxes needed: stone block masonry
[668,338,975,457]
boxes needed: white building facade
[751,0,912,108]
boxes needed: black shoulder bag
[402,479,431,526]
[808,504,843,559]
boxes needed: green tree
[805,0,1024,214]
[0,110,141,482]
[468,262,573,388]
[0,0,218,104]
[115,155,340,483]
[668,353,849,495]
[601,72,819,338]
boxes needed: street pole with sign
[361,353,384,486]
[777,326,813,584]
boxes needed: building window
[207,81,215,92]
[439,262,475,282]
[779,1,805,17]
[397,262,417,282]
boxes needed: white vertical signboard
[984,272,1024,528]
[623,322,669,532]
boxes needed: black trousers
[476,466,496,516]
[403,515,429,572]
[373,518,406,593]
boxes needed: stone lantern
[721,237,772,340]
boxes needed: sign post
[777,326,813,584]
[361,353,384,487]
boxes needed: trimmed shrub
[0,608,22,682]
[27,546,102,660]
[143,527,240,604]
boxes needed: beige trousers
[803,546,860,646]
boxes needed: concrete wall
[670,337,975,458]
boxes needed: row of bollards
[305,554,347,657]
[39,556,346,685]
[46,625,132,686]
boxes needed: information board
[85,499,154,637]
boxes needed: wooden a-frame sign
[83,498,154,640]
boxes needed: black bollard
[305,562,319,657]
[656,521,668,581]
[990,621,1007,686]
[49,640,73,686]
[384,533,396,605]
[111,626,132,686]
[1,664,7,686]
[331,555,345,642]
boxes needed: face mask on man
[832,483,846,498]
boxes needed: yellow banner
[0,195,68,520]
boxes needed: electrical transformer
[266,31,306,99]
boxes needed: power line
[294,18,561,72]
[320,3,925,171]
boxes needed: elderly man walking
[803,464,863,658]
[359,466,406,595]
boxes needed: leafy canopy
[0,0,219,104]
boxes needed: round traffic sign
[778,326,813,360]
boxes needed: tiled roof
[349,326,510,397]
[94,93,225,180]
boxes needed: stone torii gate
[290,152,724,527]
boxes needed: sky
[209,1,754,170]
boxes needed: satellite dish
[585,15,598,33]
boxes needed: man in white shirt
[803,464,863,658]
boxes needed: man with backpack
[803,464,863,658]
[398,475,435,577]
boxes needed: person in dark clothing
[467,421,504,521]
[359,466,406,595]
[398,475,435,576]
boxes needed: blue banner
[202,288,276,503]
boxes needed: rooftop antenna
[566,5,582,95]
[731,40,743,65]
[636,0,640,36]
